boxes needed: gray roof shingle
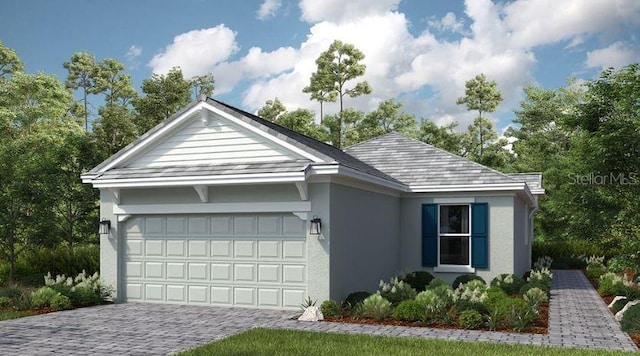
[507,173,544,193]
[345,132,521,187]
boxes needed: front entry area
[122,213,307,309]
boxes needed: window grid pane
[439,205,470,266]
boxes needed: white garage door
[122,214,307,309]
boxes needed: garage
[122,213,307,309]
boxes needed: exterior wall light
[99,219,111,235]
[309,216,322,236]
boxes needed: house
[82,96,544,309]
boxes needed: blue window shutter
[422,204,438,267]
[471,203,489,268]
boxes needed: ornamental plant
[620,303,640,333]
[597,272,631,297]
[401,271,434,292]
[393,300,425,322]
[533,256,553,270]
[30,287,60,309]
[360,294,392,321]
[320,300,342,318]
[458,309,483,329]
[415,289,449,321]
[453,280,488,314]
[490,274,525,296]
[44,271,113,306]
[523,287,548,312]
[378,277,417,305]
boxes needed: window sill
[433,265,475,273]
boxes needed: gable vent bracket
[295,182,308,201]
[194,185,209,203]
[107,188,121,204]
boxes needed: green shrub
[611,298,629,314]
[393,300,425,322]
[344,291,371,308]
[533,240,605,269]
[45,271,113,306]
[50,294,72,311]
[458,309,483,329]
[415,290,448,320]
[427,278,449,289]
[495,298,535,331]
[453,280,488,315]
[520,279,550,295]
[526,268,552,294]
[320,300,342,318]
[0,296,12,309]
[30,287,60,309]
[401,271,434,292]
[452,275,485,289]
[19,273,46,287]
[523,287,548,311]
[598,272,629,297]
[378,277,417,305]
[429,285,454,305]
[0,287,23,300]
[585,263,606,279]
[607,256,637,273]
[490,274,526,296]
[533,256,553,270]
[621,303,640,333]
[360,294,392,321]
[485,287,509,309]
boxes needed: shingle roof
[507,173,544,193]
[345,132,521,187]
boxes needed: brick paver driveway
[0,303,295,355]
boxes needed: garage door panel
[211,240,232,258]
[258,240,280,258]
[211,263,232,281]
[145,240,163,257]
[124,214,306,309]
[234,287,255,306]
[145,262,164,278]
[167,262,185,279]
[167,240,186,257]
[188,240,207,257]
[167,285,186,302]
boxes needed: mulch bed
[320,303,548,334]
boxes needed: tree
[0,40,24,80]
[456,74,503,157]
[417,120,463,154]
[133,67,192,133]
[64,52,99,131]
[190,73,215,99]
[323,108,366,148]
[305,40,372,148]
[94,58,138,107]
[257,98,327,142]
[355,99,417,142]
[302,71,337,122]
[461,117,498,160]
[257,98,287,122]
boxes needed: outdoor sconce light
[309,216,322,237]
[99,219,111,235]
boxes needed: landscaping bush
[30,287,60,309]
[45,271,113,307]
[523,287,548,311]
[597,272,629,297]
[621,303,640,333]
[401,271,434,292]
[490,274,525,296]
[393,300,425,322]
[585,263,606,279]
[458,309,483,329]
[453,280,488,315]
[533,256,553,270]
[533,240,605,269]
[611,298,629,314]
[427,278,449,289]
[360,294,392,321]
[344,291,371,308]
[0,296,12,308]
[492,297,535,330]
[378,277,417,305]
[452,275,485,289]
[607,256,637,274]
[50,294,72,311]
[0,287,23,300]
[485,287,509,308]
[429,284,454,305]
[415,290,448,320]
[320,300,342,318]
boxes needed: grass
[0,309,38,321]
[177,328,629,356]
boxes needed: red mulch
[322,303,548,335]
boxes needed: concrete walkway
[269,270,638,351]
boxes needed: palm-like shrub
[360,294,392,321]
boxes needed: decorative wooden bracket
[194,185,209,203]
[117,214,131,222]
[107,188,121,204]
[295,182,308,201]
[292,212,308,220]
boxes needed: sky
[1,0,639,133]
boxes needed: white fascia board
[113,201,311,215]
[90,172,306,189]
[409,183,527,193]
[98,104,203,173]
[306,163,407,192]
[202,102,325,163]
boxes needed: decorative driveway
[0,303,294,355]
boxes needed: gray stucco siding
[328,183,401,300]
[399,194,517,284]
[513,196,530,276]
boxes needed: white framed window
[438,204,471,266]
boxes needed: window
[422,203,488,269]
[439,205,470,265]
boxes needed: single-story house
[82,96,544,309]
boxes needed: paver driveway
[0,303,295,356]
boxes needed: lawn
[0,310,38,321]
[177,328,629,356]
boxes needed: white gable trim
[202,102,324,163]
[112,201,311,215]
[96,102,325,173]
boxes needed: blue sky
[1,0,639,132]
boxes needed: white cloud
[586,41,639,69]
[428,12,466,34]
[149,25,239,78]
[125,45,142,61]
[299,0,400,23]
[257,0,281,20]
